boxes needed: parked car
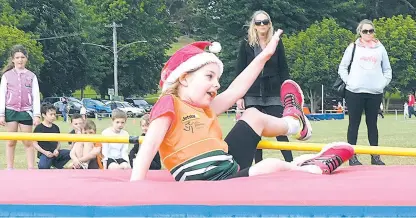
[104,101,146,117]
[53,101,96,118]
[81,98,112,114]
[125,98,153,112]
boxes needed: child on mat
[128,114,161,169]
[32,104,71,169]
[101,109,131,170]
[130,30,354,182]
[70,119,103,169]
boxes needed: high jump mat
[0,165,415,217]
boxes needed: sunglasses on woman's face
[254,19,270,26]
[362,29,375,34]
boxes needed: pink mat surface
[0,166,414,206]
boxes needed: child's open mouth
[207,92,216,98]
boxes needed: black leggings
[345,90,382,146]
[225,120,262,170]
[245,105,293,162]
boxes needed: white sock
[282,116,301,135]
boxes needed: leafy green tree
[0,25,44,74]
[11,0,96,97]
[85,0,179,97]
[372,15,416,109]
[284,18,355,112]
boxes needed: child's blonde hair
[161,63,212,96]
[141,114,150,125]
[112,109,127,120]
[84,119,96,132]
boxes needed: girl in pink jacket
[0,45,41,170]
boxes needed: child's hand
[33,117,41,126]
[45,151,54,158]
[53,149,59,157]
[74,126,83,134]
[262,29,284,58]
[0,116,5,126]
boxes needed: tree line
[0,0,415,109]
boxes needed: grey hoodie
[338,38,392,94]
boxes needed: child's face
[12,52,27,69]
[180,63,221,108]
[42,109,56,123]
[141,120,149,133]
[84,129,96,134]
[71,118,84,130]
[112,118,126,132]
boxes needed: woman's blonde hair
[247,10,273,47]
[2,45,28,73]
[356,19,376,38]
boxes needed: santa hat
[160,41,223,92]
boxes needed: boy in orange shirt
[70,119,103,169]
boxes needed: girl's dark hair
[2,45,28,73]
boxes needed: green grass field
[2,113,415,169]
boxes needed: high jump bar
[0,132,414,157]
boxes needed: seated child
[101,109,131,170]
[70,119,103,169]
[131,30,354,182]
[32,104,71,169]
[129,114,161,169]
[68,113,85,149]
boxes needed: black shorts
[107,158,127,168]
[6,119,33,126]
[224,120,262,179]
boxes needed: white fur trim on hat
[162,52,223,92]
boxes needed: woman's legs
[19,123,35,169]
[5,122,19,169]
[364,93,385,165]
[345,91,365,166]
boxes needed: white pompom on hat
[160,41,223,92]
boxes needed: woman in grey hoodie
[338,19,392,166]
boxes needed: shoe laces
[302,155,343,173]
[283,94,300,110]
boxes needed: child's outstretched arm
[130,115,172,181]
[210,30,284,115]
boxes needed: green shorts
[5,109,33,125]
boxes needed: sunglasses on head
[254,19,270,26]
[362,29,375,34]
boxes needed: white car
[105,101,146,117]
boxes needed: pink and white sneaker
[295,142,355,174]
[280,80,312,140]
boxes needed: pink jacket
[0,68,41,118]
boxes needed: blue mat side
[306,113,344,120]
[0,205,416,217]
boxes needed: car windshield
[71,101,82,108]
[133,99,149,106]
[120,102,131,107]
[90,99,105,106]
